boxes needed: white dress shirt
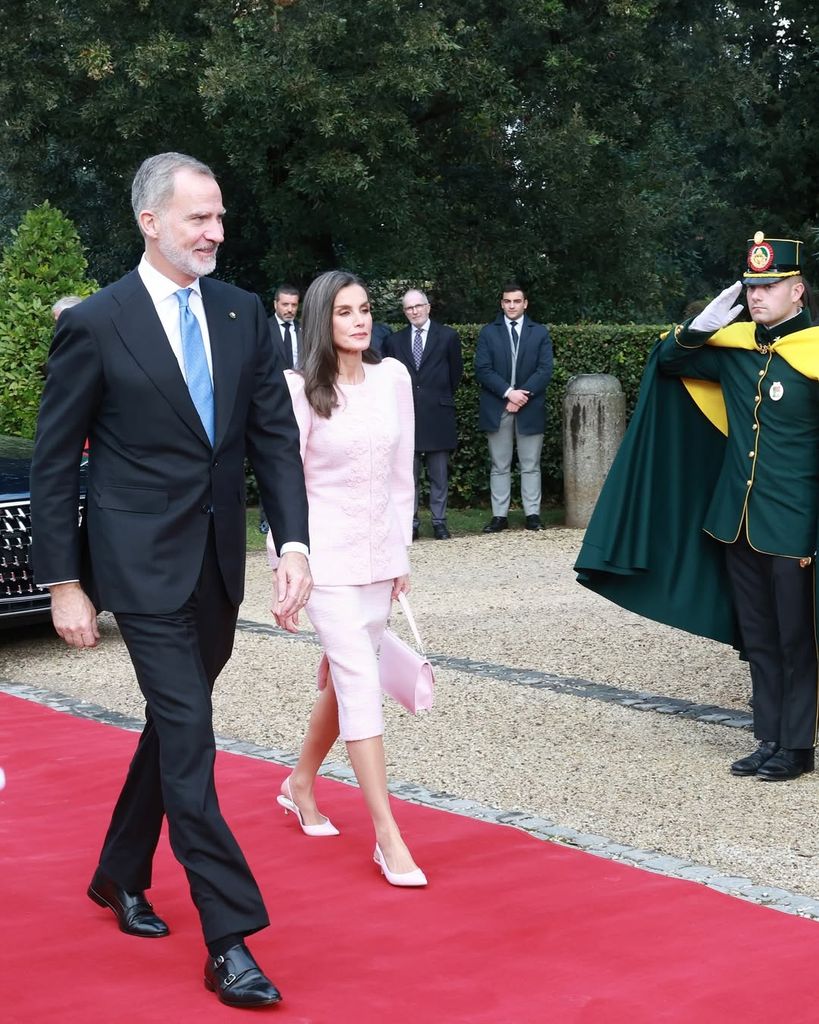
[138,256,214,381]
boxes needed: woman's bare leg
[284,682,340,825]
[346,735,419,875]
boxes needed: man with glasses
[385,289,463,540]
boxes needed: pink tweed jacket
[267,357,415,586]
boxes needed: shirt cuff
[503,387,512,398]
[279,542,309,558]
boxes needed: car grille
[0,499,51,618]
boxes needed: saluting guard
[576,234,819,781]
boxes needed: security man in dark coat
[385,289,463,539]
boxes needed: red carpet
[2,691,818,1023]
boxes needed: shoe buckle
[223,973,237,987]
[214,955,225,968]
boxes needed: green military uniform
[660,310,819,556]
[577,234,819,774]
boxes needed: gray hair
[402,288,429,307]
[52,295,83,318]
[131,152,215,227]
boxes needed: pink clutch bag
[315,593,435,714]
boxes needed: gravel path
[5,527,819,902]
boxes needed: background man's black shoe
[433,523,451,540]
[525,515,543,531]
[205,944,283,1008]
[87,868,170,937]
[482,517,508,533]
[730,740,778,776]
[757,747,815,781]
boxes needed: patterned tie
[282,321,296,368]
[176,288,215,444]
[412,327,423,370]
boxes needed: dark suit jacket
[370,322,392,355]
[385,320,463,451]
[31,269,309,614]
[268,315,301,369]
[474,314,553,435]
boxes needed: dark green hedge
[248,322,666,508]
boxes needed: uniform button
[747,480,753,486]
[748,451,754,457]
[752,424,758,430]
[200,504,211,514]
[755,396,761,403]
[758,370,764,377]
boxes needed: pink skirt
[306,581,392,741]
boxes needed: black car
[0,434,87,627]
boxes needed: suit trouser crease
[725,533,819,749]
[98,528,268,943]
[413,450,450,526]
[487,412,543,517]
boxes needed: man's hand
[272,551,312,632]
[49,582,100,649]
[689,281,744,333]
[505,388,530,413]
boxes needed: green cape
[574,339,739,646]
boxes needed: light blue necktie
[176,288,215,444]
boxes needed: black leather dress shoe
[87,868,169,938]
[525,515,543,531]
[204,944,283,1008]
[482,517,508,534]
[432,523,451,540]
[730,740,778,776]
[757,747,815,782]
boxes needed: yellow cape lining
[680,323,819,436]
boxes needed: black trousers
[725,533,819,749]
[98,526,268,944]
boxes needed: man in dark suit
[385,289,463,539]
[369,320,392,354]
[268,283,301,368]
[474,282,554,532]
[30,153,312,1009]
[259,283,301,535]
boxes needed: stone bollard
[563,374,625,528]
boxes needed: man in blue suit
[474,283,554,532]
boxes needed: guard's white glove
[689,281,744,333]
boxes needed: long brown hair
[300,269,381,418]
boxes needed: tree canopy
[1,0,817,322]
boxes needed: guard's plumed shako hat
[744,231,802,285]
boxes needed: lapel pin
[228,311,237,319]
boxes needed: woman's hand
[391,574,411,600]
[275,610,301,634]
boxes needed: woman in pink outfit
[267,270,426,887]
